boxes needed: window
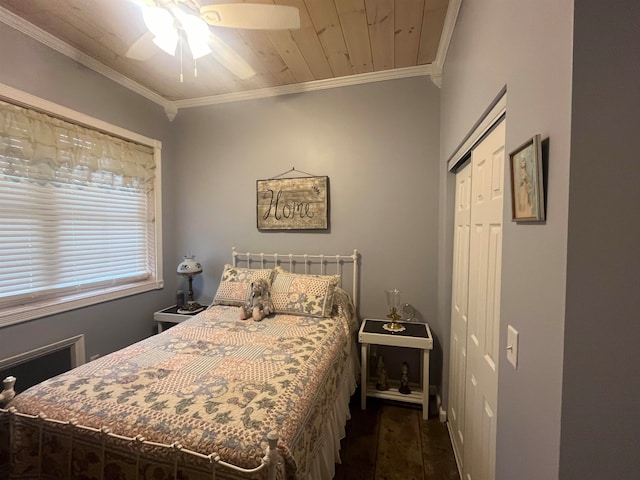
[0,91,163,327]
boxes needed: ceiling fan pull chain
[179,33,184,83]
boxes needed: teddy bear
[240,278,274,322]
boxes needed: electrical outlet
[506,325,519,369]
[89,354,101,361]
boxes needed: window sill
[0,280,164,328]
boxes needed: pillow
[213,265,274,306]
[270,270,340,318]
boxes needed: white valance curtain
[0,99,154,190]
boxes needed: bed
[0,248,360,480]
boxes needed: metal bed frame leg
[0,376,16,406]
[266,431,279,480]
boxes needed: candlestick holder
[383,288,405,332]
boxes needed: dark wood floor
[334,394,460,480]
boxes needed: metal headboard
[232,247,360,312]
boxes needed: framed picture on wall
[256,176,329,230]
[509,134,545,222]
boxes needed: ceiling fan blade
[125,30,158,61]
[200,3,300,30]
[208,32,256,79]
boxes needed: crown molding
[0,1,461,116]
[432,0,463,86]
[0,6,173,112]
[174,65,436,108]
[430,73,443,88]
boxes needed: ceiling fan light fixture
[129,1,298,79]
[180,13,213,59]
[152,31,179,55]
[142,6,174,37]
[188,37,212,60]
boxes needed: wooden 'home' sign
[256,176,329,230]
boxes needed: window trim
[0,82,164,328]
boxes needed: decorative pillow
[213,265,274,306]
[270,270,340,318]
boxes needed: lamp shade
[177,255,202,276]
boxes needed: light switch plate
[507,325,519,369]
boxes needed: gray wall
[439,0,574,478]
[170,77,444,382]
[561,1,640,477]
[0,23,177,361]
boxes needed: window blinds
[0,99,156,308]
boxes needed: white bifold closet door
[449,159,472,467]
[449,119,505,480]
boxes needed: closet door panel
[448,160,472,467]
[463,119,505,480]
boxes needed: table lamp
[177,254,204,314]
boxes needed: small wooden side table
[358,318,433,419]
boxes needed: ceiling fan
[126,0,300,80]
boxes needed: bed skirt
[308,343,359,480]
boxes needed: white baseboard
[436,391,447,422]
[439,406,447,423]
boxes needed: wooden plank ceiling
[0,0,449,103]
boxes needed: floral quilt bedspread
[7,290,357,479]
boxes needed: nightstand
[358,318,433,419]
[153,305,203,333]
